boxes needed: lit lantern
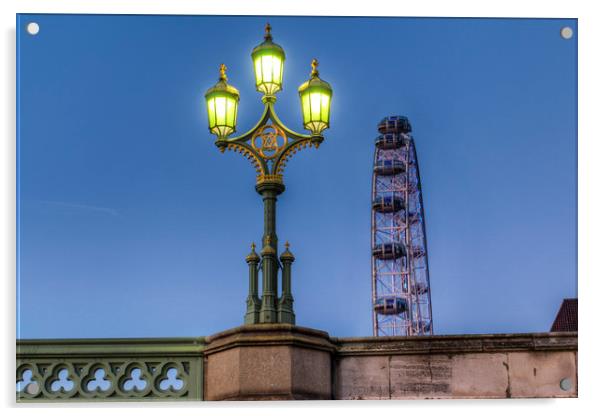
[251,23,285,96]
[205,63,240,138]
[298,59,332,135]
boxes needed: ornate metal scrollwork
[251,124,288,160]
[219,102,319,185]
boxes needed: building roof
[550,298,578,332]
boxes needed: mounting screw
[25,383,40,395]
[559,378,572,391]
[560,27,573,40]
[26,22,40,35]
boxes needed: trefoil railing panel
[16,337,206,402]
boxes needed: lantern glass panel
[320,93,330,122]
[226,97,236,126]
[302,93,310,124]
[262,55,273,82]
[207,98,216,128]
[215,96,226,125]
[254,59,262,85]
[310,92,321,120]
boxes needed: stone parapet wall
[17,328,577,401]
[332,332,577,399]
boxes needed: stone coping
[16,330,577,357]
[17,337,207,357]
[332,331,577,356]
[203,324,337,355]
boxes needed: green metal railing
[16,337,206,402]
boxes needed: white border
[3,1,600,415]
[4,0,590,18]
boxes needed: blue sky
[16,14,577,339]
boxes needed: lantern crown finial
[219,63,227,81]
[311,59,319,77]
[298,59,332,94]
[265,22,272,41]
[205,63,239,97]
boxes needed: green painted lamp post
[203,24,333,325]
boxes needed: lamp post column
[256,180,285,323]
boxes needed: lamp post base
[204,324,335,400]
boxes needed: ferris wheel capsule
[377,115,412,134]
[372,242,407,260]
[373,159,405,176]
[375,133,406,150]
[372,195,404,213]
[373,296,408,315]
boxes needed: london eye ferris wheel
[371,116,433,336]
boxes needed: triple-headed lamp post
[203,24,332,325]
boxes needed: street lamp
[203,24,333,325]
